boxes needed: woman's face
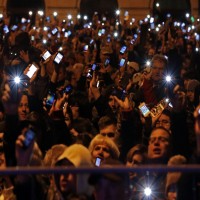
[18,95,30,121]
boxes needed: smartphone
[42,50,51,61]
[23,129,35,148]
[51,27,58,35]
[104,58,110,67]
[21,25,26,31]
[120,46,127,54]
[25,64,38,79]
[138,103,151,117]
[96,80,104,88]
[46,92,55,107]
[95,157,101,167]
[3,25,9,34]
[54,52,63,64]
[119,58,126,67]
[21,18,26,24]
[11,25,18,31]
[92,64,100,71]
[31,35,35,41]
[84,45,88,51]
[86,69,93,78]
[64,85,73,94]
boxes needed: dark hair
[68,91,91,119]
[98,115,117,130]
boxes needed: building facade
[0,0,199,21]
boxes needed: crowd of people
[0,9,200,199]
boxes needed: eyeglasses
[155,120,171,126]
[149,136,169,144]
[101,132,115,138]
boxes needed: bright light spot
[166,75,172,82]
[167,13,171,18]
[0,14,3,18]
[156,3,160,7]
[77,14,81,19]
[116,21,119,26]
[14,76,20,84]
[53,12,57,17]
[195,48,199,52]
[38,10,44,16]
[58,47,63,51]
[116,10,120,15]
[185,13,190,18]
[192,25,195,29]
[177,22,180,27]
[181,23,185,27]
[132,18,135,23]
[165,98,169,103]
[28,11,33,16]
[146,60,151,66]
[144,187,152,196]
[156,27,159,32]
[43,39,47,44]
[147,14,150,19]
[198,19,200,22]
[114,32,118,37]
[68,14,72,20]
[150,17,154,23]
[83,15,88,20]
[43,26,48,31]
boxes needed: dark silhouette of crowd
[0,9,200,200]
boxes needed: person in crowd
[88,158,130,200]
[88,134,120,164]
[138,54,168,106]
[0,9,200,199]
[126,144,147,199]
[46,144,93,200]
[135,127,173,199]
[165,154,187,200]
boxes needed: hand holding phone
[119,58,126,67]
[53,52,64,64]
[23,129,35,149]
[41,50,51,62]
[24,63,39,81]
[138,102,151,117]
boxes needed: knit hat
[127,61,139,72]
[88,134,120,159]
[186,79,200,92]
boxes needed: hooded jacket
[47,144,93,200]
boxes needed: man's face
[100,124,117,142]
[108,96,119,113]
[148,128,170,159]
[151,60,165,82]
[155,114,171,131]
